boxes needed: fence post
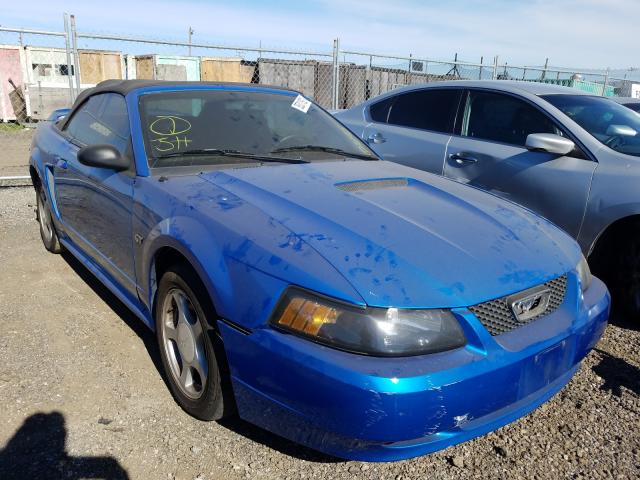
[602,68,610,96]
[332,38,340,110]
[492,56,498,80]
[0,75,6,122]
[63,13,75,103]
[479,56,483,80]
[70,14,81,96]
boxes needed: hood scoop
[336,178,409,192]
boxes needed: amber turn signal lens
[276,297,338,336]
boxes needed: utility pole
[70,14,81,96]
[188,27,194,56]
[63,13,75,102]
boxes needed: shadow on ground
[607,309,640,332]
[61,251,164,377]
[60,251,342,464]
[592,348,640,398]
[0,411,129,480]
[217,416,342,463]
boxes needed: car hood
[199,160,580,308]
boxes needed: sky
[1,0,637,70]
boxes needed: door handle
[449,152,478,166]
[367,132,386,144]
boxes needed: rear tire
[36,185,62,254]
[155,263,229,420]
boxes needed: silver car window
[372,89,460,134]
[543,94,640,157]
[462,91,559,146]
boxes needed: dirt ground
[0,186,638,480]
[0,128,34,178]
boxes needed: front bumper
[219,275,609,462]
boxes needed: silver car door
[444,89,596,238]
[362,88,462,175]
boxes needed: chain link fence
[1,14,638,180]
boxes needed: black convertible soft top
[63,79,297,129]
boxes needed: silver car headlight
[270,288,466,356]
[576,255,592,292]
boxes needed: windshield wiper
[270,145,378,161]
[154,148,309,164]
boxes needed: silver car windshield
[543,94,640,157]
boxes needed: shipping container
[200,57,255,83]
[79,50,124,84]
[539,78,615,97]
[24,46,78,88]
[0,45,26,121]
[257,59,316,99]
[135,55,201,81]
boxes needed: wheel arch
[144,236,228,333]
[29,165,41,190]
[588,214,640,274]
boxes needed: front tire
[36,185,62,254]
[610,239,640,321]
[590,226,640,322]
[155,264,228,420]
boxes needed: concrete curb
[0,176,32,187]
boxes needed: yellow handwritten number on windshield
[149,115,193,153]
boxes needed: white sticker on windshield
[291,94,312,113]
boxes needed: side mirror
[606,124,637,137]
[525,133,575,156]
[78,144,129,171]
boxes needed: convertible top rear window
[139,90,376,168]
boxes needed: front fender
[579,202,640,256]
[138,215,233,329]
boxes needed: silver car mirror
[525,133,575,155]
[606,124,637,137]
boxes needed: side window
[64,93,131,156]
[369,97,394,123]
[463,91,558,146]
[385,89,460,133]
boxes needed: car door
[443,89,596,239]
[54,93,137,295]
[362,88,462,174]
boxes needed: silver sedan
[335,80,640,319]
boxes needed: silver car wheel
[37,190,54,244]
[160,288,208,400]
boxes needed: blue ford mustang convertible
[29,80,609,461]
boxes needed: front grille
[468,275,567,336]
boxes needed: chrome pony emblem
[507,286,551,323]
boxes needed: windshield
[139,90,377,168]
[542,94,640,157]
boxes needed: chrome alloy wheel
[37,190,54,244]
[160,288,209,399]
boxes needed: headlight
[577,255,592,292]
[270,288,466,356]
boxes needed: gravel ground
[0,129,34,177]
[0,186,638,480]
